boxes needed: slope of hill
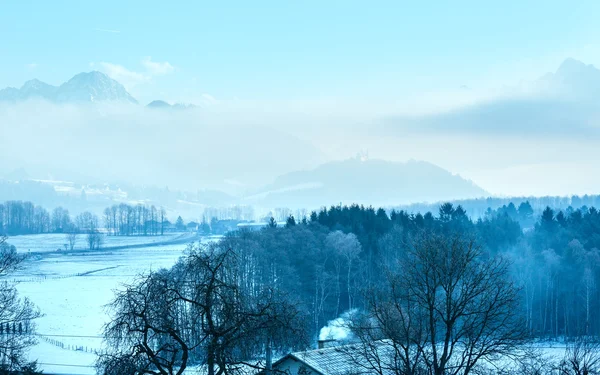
[244,158,487,209]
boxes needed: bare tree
[326,231,362,312]
[0,236,41,372]
[160,207,166,236]
[556,337,600,375]
[173,245,308,375]
[87,230,103,250]
[98,270,189,375]
[99,243,308,375]
[66,229,78,251]
[348,231,526,375]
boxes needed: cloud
[95,62,149,89]
[200,94,218,105]
[26,63,38,69]
[141,57,174,75]
[92,57,174,90]
[94,28,120,34]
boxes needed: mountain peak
[19,79,58,100]
[21,78,48,89]
[58,71,138,103]
[542,58,600,99]
[147,100,172,108]
[556,58,596,77]
[0,71,138,104]
[147,99,196,110]
[68,70,110,82]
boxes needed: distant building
[211,219,246,234]
[236,221,287,232]
[186,221,199,231]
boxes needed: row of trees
[0,201,101,235]
[0,200,171,237]
[395,194,600,222]
[0,201,51,235]
[102,203,167,236]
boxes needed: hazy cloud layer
[141,57,174,75]
[379,59,600,137]
[2,58,600,198]
[96,62,150,89]
[93,57,175,91]
[0,101,324,194]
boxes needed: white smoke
[318,309,357,341]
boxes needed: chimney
[317,339,336,349]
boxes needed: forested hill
[216,202,600,340]
[393,194,600,223]
[95,201,600,374]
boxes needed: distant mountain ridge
[146,100,196,110]
[0,71,138,104]
[539,58,600,99]
[2,159,488,213]
[244,158,488,209]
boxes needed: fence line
[39,335,100,355]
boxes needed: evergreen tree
[285,215,296,228]
[175,216,185,231]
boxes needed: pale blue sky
[2,0,600,105]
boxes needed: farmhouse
[271,340,394,375]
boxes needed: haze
[2,1,600,205]
[5,2,600,374]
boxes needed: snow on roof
[281,340,397,375]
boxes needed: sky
[2,0,600,106]
[2,1,600,198]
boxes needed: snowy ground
[7,232,192,253]
[6,234,218,375]
[5,234,572,375]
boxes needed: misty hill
[147,100,196,110]
[0,71,137,104]
[244,158,487,209]
[384,58,600,136]
[540,57,600,99]
[3,167,30,181]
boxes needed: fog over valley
[3,3,600,374]
[2,57,600,210]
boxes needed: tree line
[102,203,167,236]
[0,200,169,237]
[394,194,600,222]
[98,201,600,374]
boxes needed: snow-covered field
[4,234,572,375]
[7,232,192,253]
[6,234,217,375]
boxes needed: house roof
[275,341,396,375]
